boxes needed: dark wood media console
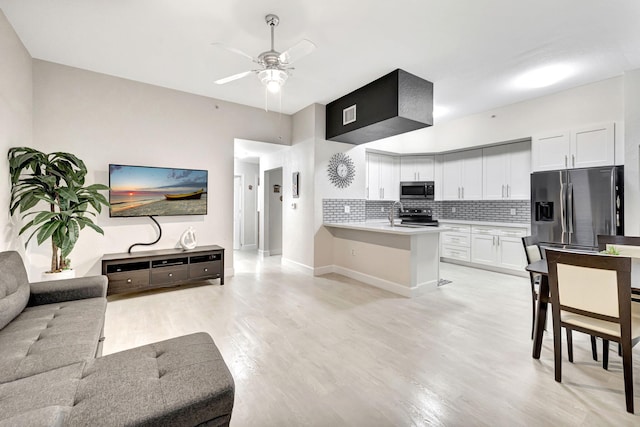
[101,245,225,296]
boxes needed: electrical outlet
[510,208,516,215]
[452,207,456,213]
[351,249,356,256]
[344,205,350,213]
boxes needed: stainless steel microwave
[400,181,435,200]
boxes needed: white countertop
[437,219,530,228]
[324,221,450,235]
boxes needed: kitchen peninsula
[323,222,448,297]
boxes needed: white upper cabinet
[482,141,531,200]
[532,122,615,172]
[442,149,483,200]
[366,153,399,201]
[400,156,435,181]
[572,123,615,169]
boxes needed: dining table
[526,258,640,359]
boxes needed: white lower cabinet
[440,224,471,262]
[441,221,529,275]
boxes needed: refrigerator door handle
[560,183,567,244]
[565,155,568,168]
[502,185,505,199]
[567,183,574,241]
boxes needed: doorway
[263,167,283,256]
[233,175,243,250]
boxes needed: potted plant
[8,147,110,278]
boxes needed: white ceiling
[2,0,640,122]
[235,138,288,163]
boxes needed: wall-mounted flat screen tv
[109,164,208,217]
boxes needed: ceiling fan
[213,14,316,94]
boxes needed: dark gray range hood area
[325,69,433,145]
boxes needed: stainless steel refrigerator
[531,166,624,250]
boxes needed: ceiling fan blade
[278,39,316,65]
[215,71,253,85]
[211,43,258,62]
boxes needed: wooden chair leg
[554,318,562,382]
[531,294,536,340]
[566,329,574,363]
[603,340,609,370]
[590,336,598,361]
[619,342,622,356]
[621,340,634,414]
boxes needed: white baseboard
[440,257,528,278]
[281,257,314,274]
[313,265,333,276]
[317,265,436,298]
[258,249,270,257]
[270,249,282,256]
[240,244,257,251]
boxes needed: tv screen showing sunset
[109,164,208,217]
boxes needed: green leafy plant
[8,147,110,273]
[600,246,620,256]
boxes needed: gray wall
[0,10,32,252]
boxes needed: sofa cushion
[0,362,82,423]
[0,297,106,383]
[0,251,30,330]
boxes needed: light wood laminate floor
[104,252,640,426]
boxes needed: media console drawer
[102,245,225,296]
[189,261,221,279]
[106,270,150,295]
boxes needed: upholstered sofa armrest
[28,275,108,306]
[66,332,235,426]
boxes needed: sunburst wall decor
[327,152,355,188]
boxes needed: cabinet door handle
[572,154,575,168]
[458,187,461,199]
[492,236,496,246]
[168,273,173,277]
[502,185,505,198]
[126,278,132,284]
[204,268,208,272]
[565,155,568,167]
[462,187,464,199]
[507,185,510,198]
[497,236,500,246]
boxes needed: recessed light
[513,64,574,89]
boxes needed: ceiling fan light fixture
[259,69,288,93]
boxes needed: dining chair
[546,249,640,413]
[597,235,640,368]
[521,236,599,361]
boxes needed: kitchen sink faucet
[389,201,404,227]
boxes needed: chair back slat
[597,235,640,252]
[556,263,620,317]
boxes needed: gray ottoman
[68,332,235,426]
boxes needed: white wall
[233,159,259,248]
[0,10,32,252]
[624,70,640,235]
[30,60,291,279]
[368,76,624,153]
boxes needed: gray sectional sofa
[0,251,235,426]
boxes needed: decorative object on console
[180,226,197,250]
[327,152,355,188]
[8,147,110,274]
[293,171,300,198]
